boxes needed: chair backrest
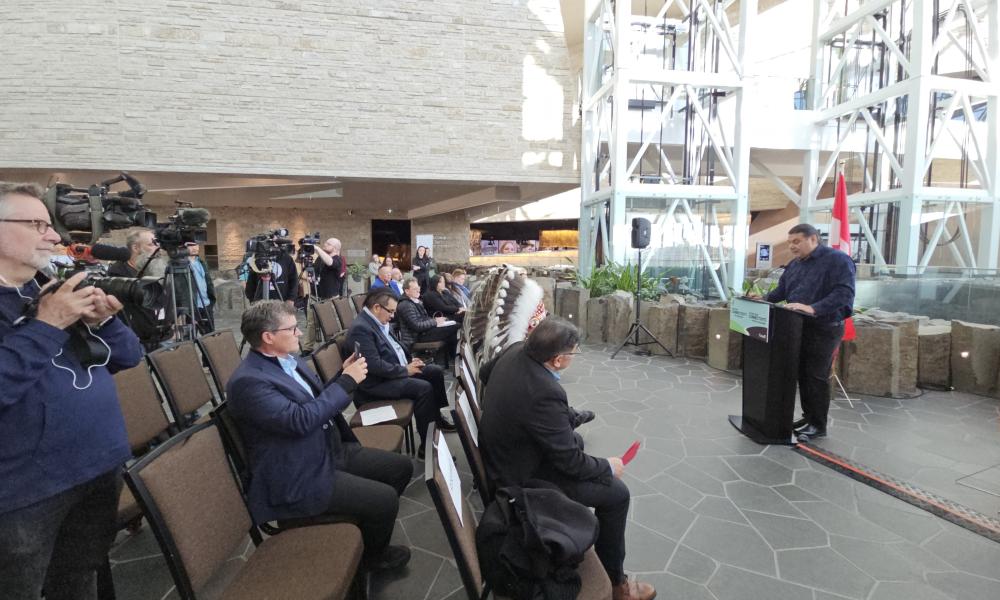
[460,342,477,383]
[312,300,342,341]
[195,330,242,400]
[125,422,254,600]
[457,359,482,424]
[350,293,366,315]
[424,424,482,600]
[114,363,172,454]
[312,339,344,384]
[147,342,217,426]
[333,297,356,330]
[334,330,352,361]
[210,401,248,486]
[452,392,492,506]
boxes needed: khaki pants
[301,301,322,353]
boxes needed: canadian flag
[831,172,856,341]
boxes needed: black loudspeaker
[631,217,651,249]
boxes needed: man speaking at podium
[762,223,855,441]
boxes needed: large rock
[554,284,589,332]
[843,315,919,397]
[585,296,608,343]
[213,280,248,318]
[638,301,678,356]
[918,323,951,388]
[707,307,742,370]
[604,290,635,345]
[677,304,710,358]
[950,320,1000,396]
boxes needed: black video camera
[43,172,155,245]
[154,203,211,259]
[297,232,320,257]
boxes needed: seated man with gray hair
[227,300,413,571]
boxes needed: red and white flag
[831,172,856,341]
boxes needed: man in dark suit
[227,300,412,571]
[347,289,454,453]
[478,317,655,600]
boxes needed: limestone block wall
[411,211,473,264]
[0,1,579,184]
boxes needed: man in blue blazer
[370,265,402,297]
[347,288,454,453]
[227,300,413,571]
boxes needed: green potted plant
[347,263,368,282]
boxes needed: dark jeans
[799,321,844,429]
[546,474,630,585]
[416,323,460,364]
[0,469,122,600]
[327,444,413,558]
[359,364,449,446]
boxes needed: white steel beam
[977,0,1000,269]
[821,0,897,42]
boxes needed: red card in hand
[621,441,641,465]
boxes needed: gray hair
[524,316,580,363]
[125,227,154,252]
[0,182,45,220]
[241,300,297,349]
[401,276,419,292]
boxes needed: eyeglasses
[271,325,301,334]
[377,304,397,315]
[560,347,582,357]
[3,219,54,234]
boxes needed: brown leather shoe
[612,576,656,600]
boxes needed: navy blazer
[370,278,402,297]
[346,310,412,392]
[226,350,358,524]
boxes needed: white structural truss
[803,0,1000,274]
[580,0,756,298]
[581,0,999,290]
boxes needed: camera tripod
[610,249,673,359]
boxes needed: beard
[137,252,169,278]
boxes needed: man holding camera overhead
[301,237,346,353]
[0,182,144,600]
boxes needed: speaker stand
[610,249,674,359]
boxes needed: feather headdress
[462,265,548,370]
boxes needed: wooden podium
[728,299,806,445]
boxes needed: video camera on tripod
[239,229,292,278]
[296,231,321,275]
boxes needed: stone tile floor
[109,342,1000,600]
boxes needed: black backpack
[476,485,599,600]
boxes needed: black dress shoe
[792,417,808,430]
[572,410,596,428]
[365,545,411,571]
[795,424,826,440]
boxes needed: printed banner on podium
[730,298,770,342]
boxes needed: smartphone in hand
[354,341,361,357]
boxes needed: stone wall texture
[0,0,579,184]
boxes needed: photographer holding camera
[315,237,346,299]
[300,236,346,353]
[108,227,171,350]
[0,182,143,600]
[244,230,299,306]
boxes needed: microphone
[66,243,133,263]
[176,208,211,227]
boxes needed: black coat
[422,289,463,319]
[478,343,611,489]
[395,297,436,349]
[346,310,412,393]
[245,253,298,302]
[412,255,433,286]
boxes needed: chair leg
[97,555,116,600]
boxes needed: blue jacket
[0,277,142,514]
[370,277,401,297]
[346,310,412,393]
[766,244,856,324]
[226,350,358,524]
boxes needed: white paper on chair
[460,361,478,407]
[359,405,397,426]
[436,430,463,525]
[458,391,478,446]
[438,320,457,327]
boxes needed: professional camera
[154,203,211,258]
[43,172,155,244]
[236,229,292,279]
[57,262,164,309]
[298,232,320,256]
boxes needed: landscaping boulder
[213,280,248,319]
[707,307,742,370]
[604,290,635,346]
[554,284,589,332]
[638,301,679,356]
[585,296,608,343]
[677,304,710,358]
[918,322,951,388]
[842,315,919,397]
[950,320,1000,396]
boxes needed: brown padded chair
[451,391,492,506]
[350,293,366,316]
[147,342,217,427]
[333,297,356,330]
[349,400,416,456]
[196,330,243,401]
[99,363,178,600]
[125,422,364,600]
[308,343,405,454]
[424,424,612,600]
[312,300,343,343]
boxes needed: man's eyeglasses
[377,304,397,315]
[3,219,54,234]
[271,325,301,334]
[561,348,582,356]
